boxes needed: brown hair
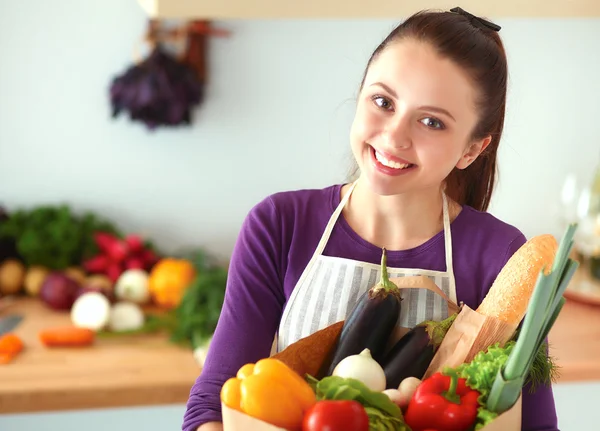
[351,9,508,212]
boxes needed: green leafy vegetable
[365,406,408,431]
[98,249,228,351]
[475,408,498,429]
[450,338,558,430]
[0,205,122,269]
[451,342,511,429]
[526,339,560,392]
[169,258,228,349]
[306,375,409,431]
[455,342,513,401]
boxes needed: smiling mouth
[371,146,415,170]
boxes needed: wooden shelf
[137,0,600,19]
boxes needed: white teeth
[375,150,411,169]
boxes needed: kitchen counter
[1,296,599,415]
[548,297,600,382]
[0,298,201,414]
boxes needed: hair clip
[450,7,501,32]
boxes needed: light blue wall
[1,1,600,430]
[2,1,600,260]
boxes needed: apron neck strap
[315,179,456,295]
[441,192,457,303]
[311,179,358,257]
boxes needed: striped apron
[276,180,459,353]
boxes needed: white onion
[114,269,150,304]
[70,292,111,331]
[108,301,145,332]
[332,348,386,392]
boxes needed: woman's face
[350,38,490,197]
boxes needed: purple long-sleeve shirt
[182,183,559,431]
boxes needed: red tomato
[302,400,369,431]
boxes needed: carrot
[0,333,24,365]
[0,333,24,355]
[39,326,95,347]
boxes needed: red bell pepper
[404,370,480,431]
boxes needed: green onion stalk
[486,223,579,414]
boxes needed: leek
[486,223,579,414]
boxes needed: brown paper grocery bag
[479,395,522,431]
[222,394,522,431]
[222,282,521,431]
[221,402,286,431]
[424,303,518,379]
[386,275,460,346]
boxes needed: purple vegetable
[40,272,80,311]
[109,46,203,130]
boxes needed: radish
[108,302,145,332]
[94,232,121,254]
[107,243,129,262]
[106,262,123,283]
[114,269,150,303]
[140,249,158,267]
[124,235,144,253]
[83,255,111,273]
[94,232,129,261]
[125,256,145,270]
[71,291,111,331]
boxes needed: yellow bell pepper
[148,258,196,309]
[221,358,317,430]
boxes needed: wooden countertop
[548,297,600,383]
[0,298,202,414]
[1,295,599,415]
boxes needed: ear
[456,135,492,170]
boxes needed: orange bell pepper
[221,358,317,430]
[148,258,196,308]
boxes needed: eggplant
[381,313,457,389]
[326,248,403,375]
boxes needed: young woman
[183,7,559,431]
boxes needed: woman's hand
[196,422,223,431]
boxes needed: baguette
[476,234,558,325]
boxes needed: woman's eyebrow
[418,105,456,122]
[370,82,397,98]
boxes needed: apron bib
[276,180,459,353]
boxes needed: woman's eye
[373,96,393,110]
[420,117,445,130]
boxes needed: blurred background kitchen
[1,0,600,430]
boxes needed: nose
[383,112,412,150]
